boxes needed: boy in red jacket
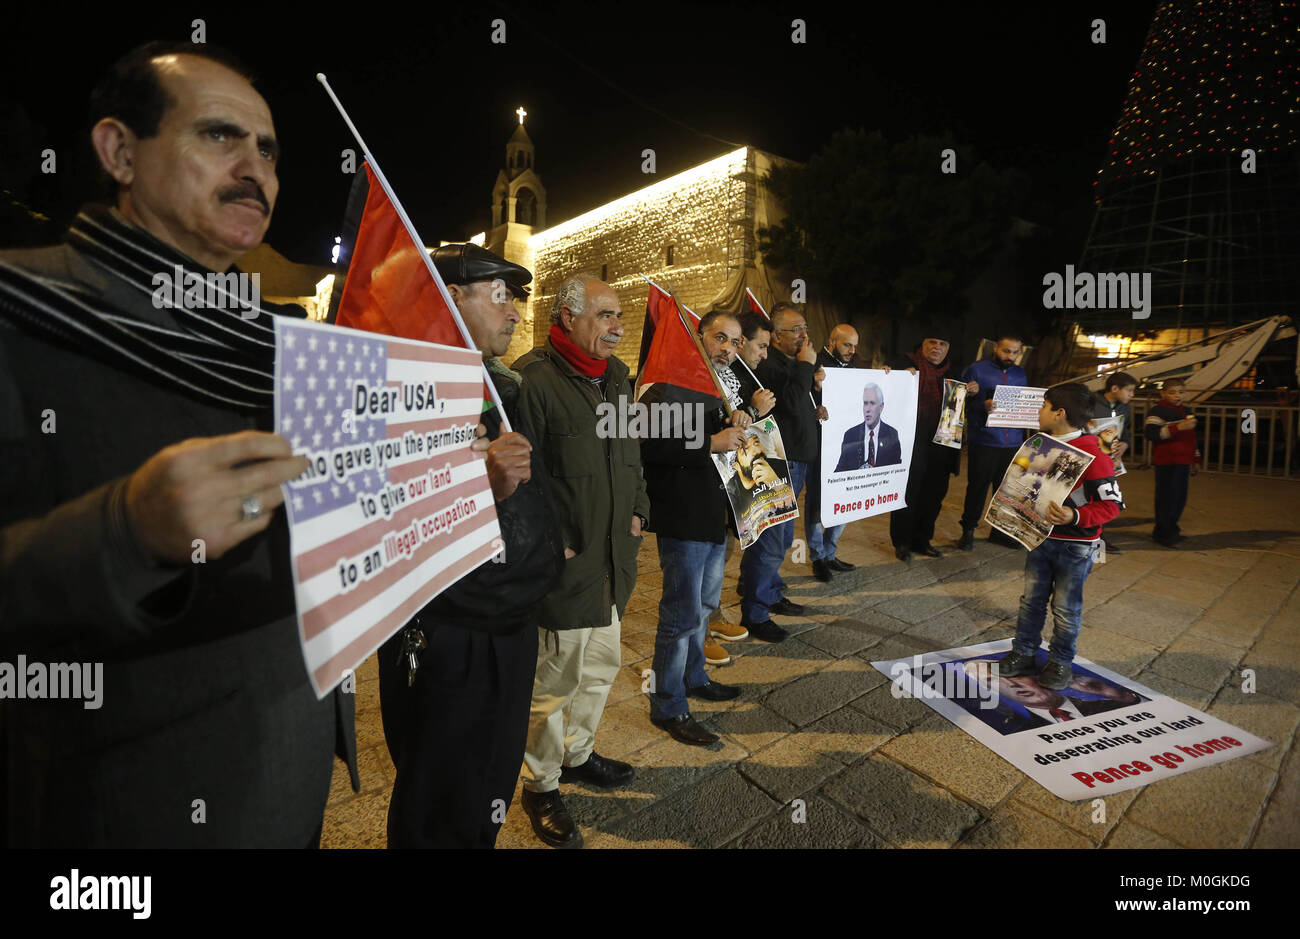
[1001,384,1125,690]
[1144,377,1199,547]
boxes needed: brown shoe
[709,620,749,641]
[704,637,732,666]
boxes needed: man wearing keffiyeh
[0,42,363,847]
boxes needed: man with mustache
[956,335,1028,550]
[508,275,648,848]
[0,42,359,846]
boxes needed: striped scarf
[0,204,304,409]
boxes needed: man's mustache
[220,182,270,215]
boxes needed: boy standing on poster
[1145,378,1199,548]
[1001,384,1125,690]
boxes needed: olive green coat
[513,342,649,629]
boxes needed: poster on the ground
[274,318,502,698]
[986,385,1047,429]
[818,369,917,526]
[933,378,967,449]
[713,415,799,548]
[984,432,1093,550]
[1087,415,1128,476]
[871,639,1273,801]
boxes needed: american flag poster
[273,317,502,698]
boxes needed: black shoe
[914,544,943,558]
[956,529,974,551]
[560,751,635,788]
[812,559,833,582]
[895,546,913,563]
[520,788,583,849]
[769,597,805,616]
[999,649,1040,677]
[1154,534,1179,548]
[1039,660,1074,690]
[827,558,856,572]
[688,680,741,701]
[651,713,719,746]
[746,620,789,643]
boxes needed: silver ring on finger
[241,495,263,523]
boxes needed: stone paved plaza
[322,466,1300,849]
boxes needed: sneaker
[1039,659,1074,690]
[709,620,749,641]
[746,620,788,643]
[956,529,975,551]
[999,649,1040,677]
[704,637,732,666]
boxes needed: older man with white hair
[511,275,649,848]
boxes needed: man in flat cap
[376,242,565,848]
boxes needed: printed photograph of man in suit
[957,655,1146,735]
[834,382,903,471]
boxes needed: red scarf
[549,324,607,377]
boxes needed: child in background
[1001,384,1125,690]
[1145,377,1199,548]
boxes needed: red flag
[636,281,720,398]
[334,163,464,346]
[745,287,772,324]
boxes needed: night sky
[2,1,1155,263]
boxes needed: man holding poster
[957,335,1028,550]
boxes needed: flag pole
[316,74,512,431]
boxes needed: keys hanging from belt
[397,626,427,687]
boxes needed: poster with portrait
[713,415,799,548]
[818,369,917,526]
[1086,415,1127,476]
[984,432,1093,550]
[872,639,1272,801]
[932,378,967,449]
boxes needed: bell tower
[487,106,546,266]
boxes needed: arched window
[515,187,537,226]
[499,196,508,226]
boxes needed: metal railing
[1130,401,1300,479]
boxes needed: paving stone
[590,697,669,763]
[710,701,797,754]
[903,605,1000,647]
[1011,777,1138,844]
[602,767,777,848]
[321,788,390,848]
[957,802,1095,849]
[1089,594,1200,646]
[1103,821,1183,849]
[1074,626,1162,675]
[1206,684,1298,771]
[1253,744,1300,848]
[1145,632,1244,692]
[821,755,982,848]
[1124,757,1275,848]
[1129,572,1224,609]
[762,657,877,726]
[797,619,894,657]
[736,795,883,849]
[1200,582,1291,630]
[849,680,936,732]
[1240,640,1300,707]
[875,588,965,625]
[880,713,1023,809]
[799,706,897,765]
[738,734,845,803]
[1132,670,1216,710]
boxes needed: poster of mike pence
[818,369,917,526]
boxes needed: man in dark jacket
[808,325,859,581]
[510,275,648,848]
[957,335,1027,550]
[376,243,564,848]
[889,327,961,561]
[743,303,819,639]
[641,312,747,746]
[0,42,358,846]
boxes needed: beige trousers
[521,606,622,793]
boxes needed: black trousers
[959,444,1019,531]
[1153,464,1191,540]
[379,621,537,848]
[890,441,955,549]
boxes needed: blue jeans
[1012,538,1100,666]
[740,460,806,623]
[650,537,726,720]
[804,459,844,561]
